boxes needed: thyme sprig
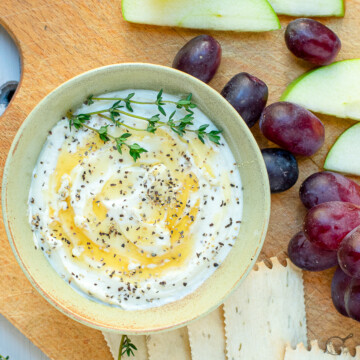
[67,111,147,162]
[118,335,137,359]
[88,90,197,114]
[68,91,222,162]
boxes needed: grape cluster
[170,14,350,321]
[170,9,351,323]
[172,19,340,194]
[289,171,360,321]
[170,21,352,321]
[257,18,341,192]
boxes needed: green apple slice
[281,59,360,121]
[122,0,280,32]
[269,0,344,17]
[324,123,360,176]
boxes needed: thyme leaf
[85,94,94,105]
[197,124,209,144]
[129,143,148,162]
[118,335,137,359]
[207,130,222,145]
[125,93,135,112]
[115,133,132,154]
[98,125,110,142]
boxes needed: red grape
[221,73,268,128]
[288,231,338,271]
[300,172,360,209]
[304,201,360,251]
[285,18,341,66]
[259,102,325,156]
[338,225,360,278]
[331,267,351,317]
[261,148,298,193]
[172,35,221,83]
[345,278,360,321]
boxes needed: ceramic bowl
[2,63,270,334]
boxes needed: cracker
[223,257,307,360]
[147,327,191,360]
[102,332,148,360]
[285,341,360,360]
[187,306,226,360]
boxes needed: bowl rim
[2,62,270,333]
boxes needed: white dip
[28,89,243,310]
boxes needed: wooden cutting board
[1,1,360,359]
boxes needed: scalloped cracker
[147,327,191,360]
[187,306,226,360]
[102,333,148,360]
[285,341,360,360]
[224,257,307,360]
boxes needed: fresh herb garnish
[68,91,222,162]
[98,125,110,142]
[0,355,9,360]
[197,124,209,144]
[67,111,147,162]
[124,93,135,112]
[207,130,222,145]
[118,335,137,359]
[155,89,166,116]
[146,114,160,133]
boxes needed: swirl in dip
[28,90,243,310]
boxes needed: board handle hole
[0,24,21,116]
[0,82,18,106]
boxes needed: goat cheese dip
[28,89,243,310]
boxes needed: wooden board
[0,0,359,358]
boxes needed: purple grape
[259,102,325,156]
[338,225,360,278]
[331,267,351,317]
[300,171,360,209]
[345,278,360,321]
[261,148,299,193]
[285,18,341,65]
[172,35,221,83]
[221,73,268,128]
[304,202,360,251]
[288,231,338,271]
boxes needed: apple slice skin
[324,123,360,177]
[281,59,360,121]
[269,0,344,17]
[281,68,317,102]
[121,0,280,32]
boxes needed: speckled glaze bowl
[2,63,270,334]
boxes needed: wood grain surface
[0,1,360,359]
